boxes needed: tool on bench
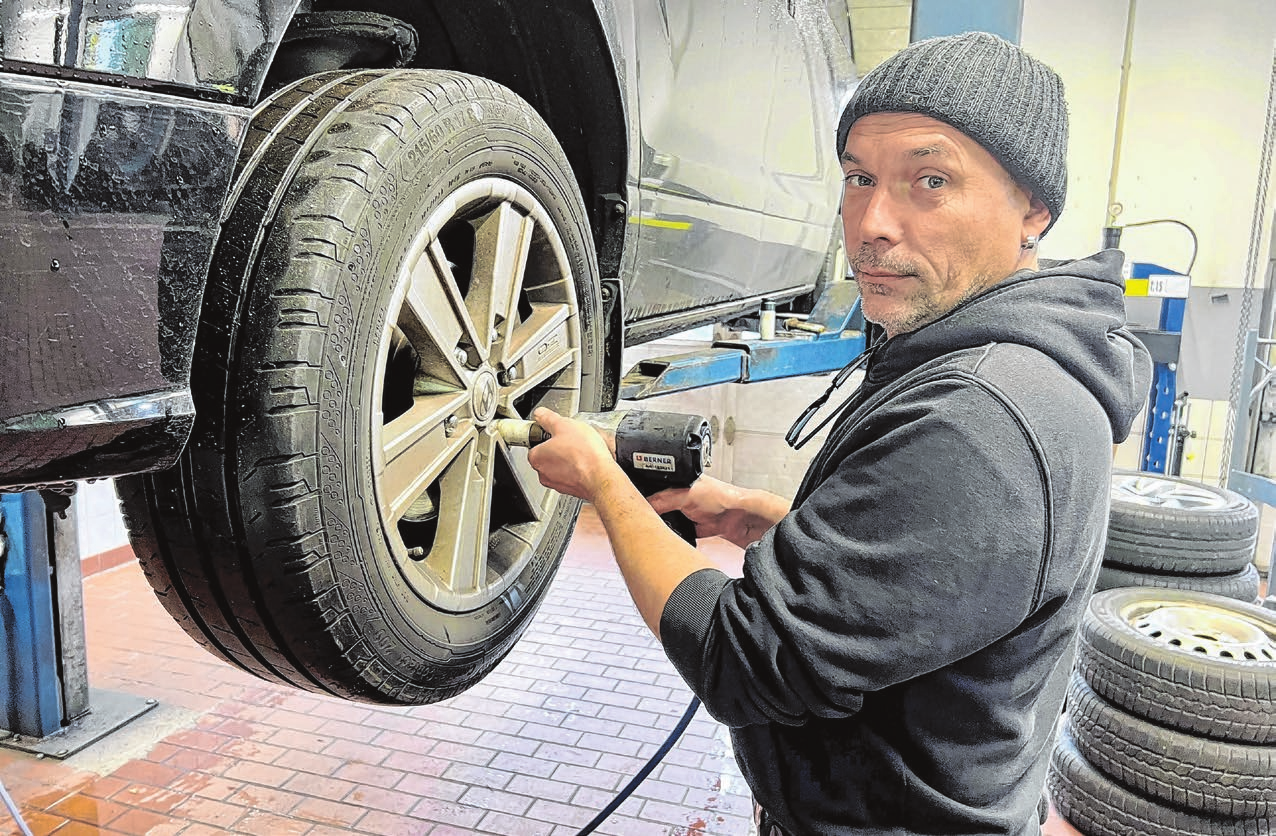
[495,409,712,544]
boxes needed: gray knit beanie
[837,32,1068,234]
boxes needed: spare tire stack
[1098,471,1262,602]
[1049,588,1276,835]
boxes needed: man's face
[840,112,1050,337]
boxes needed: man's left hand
[526,407,624,502]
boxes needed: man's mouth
[854,269,911,280]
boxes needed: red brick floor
[2,509,1084,835]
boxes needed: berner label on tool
[632,452,676,472]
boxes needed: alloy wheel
[372,178,583,612]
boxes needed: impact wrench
[495,410,710,836]
[494,409,712,544]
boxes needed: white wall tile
[73,479,129,558]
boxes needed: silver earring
[1021,235,1039,250]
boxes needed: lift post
[0,493,64,739]
[0,490,154,758]
[1126,262,1191,474]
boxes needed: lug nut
[498,367,520,386]
[454,347,470,368]
[444,415,459,436]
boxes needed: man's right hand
[648,475,790,549]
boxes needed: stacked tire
[1049,588,1276,835]
[1098,471,1262,602]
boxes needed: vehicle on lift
[0,1,855,705]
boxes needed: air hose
[574,696,701,836]
[0,775,33,836]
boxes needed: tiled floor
[3,509,1083,835]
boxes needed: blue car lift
[1125,262,1192,475]
[621,267,1190,479]
[0,490,153,759]
[621,282,868,400]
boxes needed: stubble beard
[851,245,993,337]
[850,245,934,336]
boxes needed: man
[529,32,1151,835]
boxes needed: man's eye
[844,173,873,187]
[921,175,947,189]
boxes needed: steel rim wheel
[1111,473,1232,510]
[372,177,582,612]
[1122,596,1276,661]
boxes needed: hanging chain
[1221,40,1276,482]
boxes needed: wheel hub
[471,368,500,424]
[1128,601,1276,661]
[1112,474,1229,510]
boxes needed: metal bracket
[620,283,866,400]
[1130,328,1182,367]
[600,278,625,410]
[0,690,156,760]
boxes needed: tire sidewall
[1079,587,1276,743]
[1094,562,1261,601]
[1108,470,1257,539]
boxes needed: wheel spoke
[471,204,534,363]
[501,302,574,384]
[1114,476,1225,510]
[428,430,497,594]
[494,433,551,520]
[400,244,484,383]
[379,392,471,522]
[500,348,579,411]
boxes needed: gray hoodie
[659,250,1152,835]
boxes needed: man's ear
[1024,195,1051,238]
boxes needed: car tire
[1066,672,1276,818]
[1076,588,1276,744]
[1105,471,1258,575]
[1094,562,1262,602]
[1048,721,1271,836]
[117,69,603,705]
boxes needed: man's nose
[851,186,904,245]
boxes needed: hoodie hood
[863,249,1152,442]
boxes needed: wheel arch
[262,1,631,283]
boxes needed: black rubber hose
[574,696,702,836]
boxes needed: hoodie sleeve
[659,375,1051,728]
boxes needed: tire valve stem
[407,546,425,560]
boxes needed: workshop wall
[846,0,912,73]
[73,479,130,565]
[1022,0,1276,484]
